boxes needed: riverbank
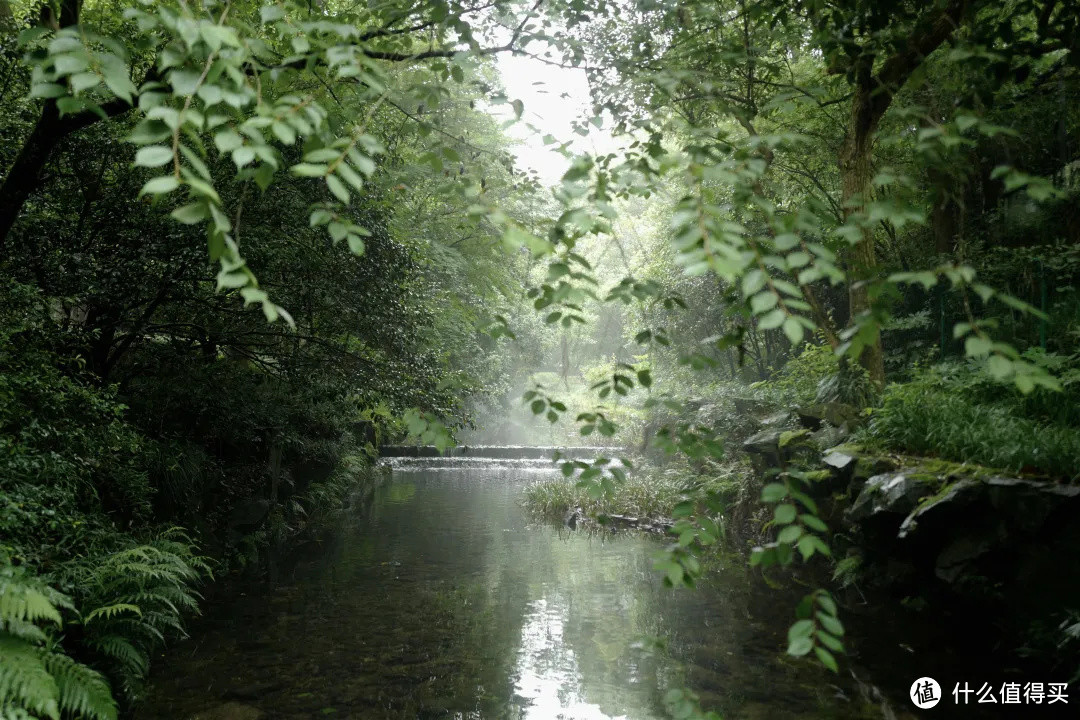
[519,357,1080,699]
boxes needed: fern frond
[0,704,35,720]
[40,651,117,720]
[0,635,61,720]
[0,584,63,628]
[0,618,49,645]
[83,604,142,625]
[87,634,148,676]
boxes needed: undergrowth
[861,358,1080,480]
[0,531,209,719]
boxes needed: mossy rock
[796,402,861,430]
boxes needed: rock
[846,472,938,525]
[796,402,860,430]
[934,533,995,584]
[742,428,782,456]
[898,476,1080,539]
[191,702,263,720]
[809,423,848,452]
[732,396,776,417]
[759,411,796,427]
[822,449,857,483]
[853,454,899,481]
[228,498,270,532]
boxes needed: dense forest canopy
[1,0,1078,718]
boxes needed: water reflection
[135,460,878,719]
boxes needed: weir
[377,444,620,459]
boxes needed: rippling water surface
[136,458,888,719]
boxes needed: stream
[135,456,895,720]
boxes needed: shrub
[756,341,876,407]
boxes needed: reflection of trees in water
[137,468,873,719]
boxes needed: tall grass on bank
[862,370,1080,480]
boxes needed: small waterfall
[377,445,621,460]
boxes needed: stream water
[135,457,895,720]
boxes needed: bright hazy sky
[494,51,618,185]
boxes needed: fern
[83,605,141,625]
[85,636,147,677]
[0,636,60,720]
[40,653,117,720]
[64,534,210,701]
[0,562,118,720]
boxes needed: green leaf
[787,635,813,657]
[761,483,787,502]
[139,176,179,196]
[232,146,256,167]
[814,645,839,672]
[964,336,992,357]
[797,534,830,560]
[326,175,350,203]
[31,83,67,98]
[778,525,803,544]
[261,4,286,22]
[774,504,796,524]
[134,146,173,168]
[291,163,327,177]
[759,308,785,330]
[272,121,296,145]
[70,72,100,93]
[782,316,804,345]
[817,611,844,636]
[170,202,209,224]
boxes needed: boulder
[759,410,796,428]
[898,476,1080,539]
[742,428,783,467]
[846,472,939,525]
[822,449,857,483]
[796,402,860,430]
[809,423,848,452]
[732,396,775,417]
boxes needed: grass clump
[523,471,689,521]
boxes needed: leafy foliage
[65,533,211,699]
[0,559,117,720]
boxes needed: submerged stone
[190,702,263,720]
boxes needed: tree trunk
[0,104,64,252]
[839,77,886,386]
